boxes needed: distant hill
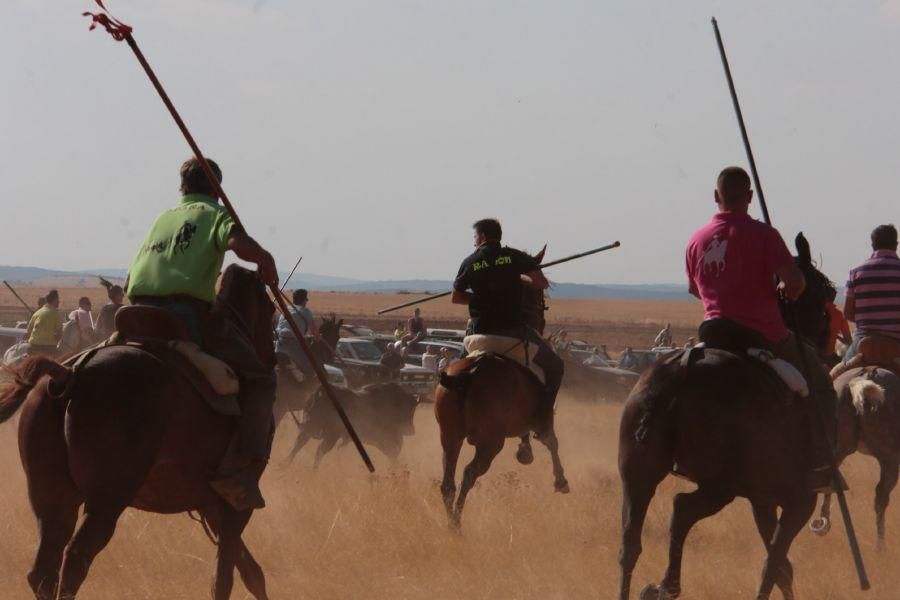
[0,265,721,302]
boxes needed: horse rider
[125,157,278,511]
[842,224,900,362]
[451,218,564,438]
[275,288,318,377]
[25,289,62,356]
[686,166,839,492]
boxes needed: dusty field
[0,393,897,599]
[0,287,702,351]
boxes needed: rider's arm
[520,269,549,290]
[688,279,700,299]
[451,290,472,305]
[775,262,806,302]
[227,229,278,286]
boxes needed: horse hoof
[555,479,571,494]
[516,444,534,465]
[639,584,660,600]
[809,517,831,536]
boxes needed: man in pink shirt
[685,166,839,492]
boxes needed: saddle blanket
[463,334,545,385]
[686,343,808,397]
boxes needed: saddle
[463,334,545,385]
[61,306,242,416]
[831,335,900,379]
[679,343,808,397]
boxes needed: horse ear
[535,244,547,263]
[795,232,812,265]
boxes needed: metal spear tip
[711,16,718,25]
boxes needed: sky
[1,0,899,285]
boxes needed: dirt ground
[0,396,895,599]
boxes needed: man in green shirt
[127,158,278,511]
[25,289,62,355]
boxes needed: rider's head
[78,296,92,311]
[180,157,223,198]
[46,290,59,308]
[871,224,898,252]
[108,285,124,304]
[715,166,753,213]
[292,289,309,305]
[472,218,502,247]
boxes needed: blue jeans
[842,331,866,363]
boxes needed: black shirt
[453,242,538,334]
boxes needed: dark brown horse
[272,314,343,432]
[434,248,570,531]
[618,235,834,600]
[811,367,900,546]
[0,265,275,600]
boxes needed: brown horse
[0,265,275,600]
[618,235,835,600]
[811,367,900,546]
[434,249,570,531]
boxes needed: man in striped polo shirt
[843,224,900,360]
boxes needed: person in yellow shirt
[25,289,63,356]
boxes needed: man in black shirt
[452,218,564,436]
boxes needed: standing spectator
[380,341,406,372]
[422,345,439,372]
[654,323,673,348]
[25,290,62,355]
[69,296,95,348]
[275,289,318,375]
[404,308,426,343]
[95,285,126,341]
[438,347,458,371]
[843,224,900,360]
[619,347,637,370]
[554,330,571,354]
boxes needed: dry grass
[0,397,897,599]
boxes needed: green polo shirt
[127,194,235,304]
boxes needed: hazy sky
[1,0,899,285]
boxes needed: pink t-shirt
[686,212,793,342]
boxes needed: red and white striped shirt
[846,249,900,340]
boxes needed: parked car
[0,325,27,358]
[425,328,466,343]
[404,340,467,367]
[335,338,436,397]
[339,324,396,352]
[581,354,640,387]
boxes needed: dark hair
[871,224,898,250]
[180,157,222,196]
[716,166,752,205]
[473,218,502,241]
[79,296,91,306]
[292,289,309,304]
[108,285,124,300]
[46,290,59,303]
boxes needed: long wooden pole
[712,16,868,590]
[3,281,35,316]
[376,241,621,315]
[84,2,374,472]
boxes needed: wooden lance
[83,0,374,472]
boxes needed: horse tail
[849,376,885,416]
[0,356,72,423]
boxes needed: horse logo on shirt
[174,222,198,254]
[702,238,728,275]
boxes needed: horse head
[319,314,342,352]
[217,264,276,367]
[781,232,835,352]
[522,245,548,335]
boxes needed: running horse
[617,233,835,600]
[0,265,274,600]
[434,247,570,531]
